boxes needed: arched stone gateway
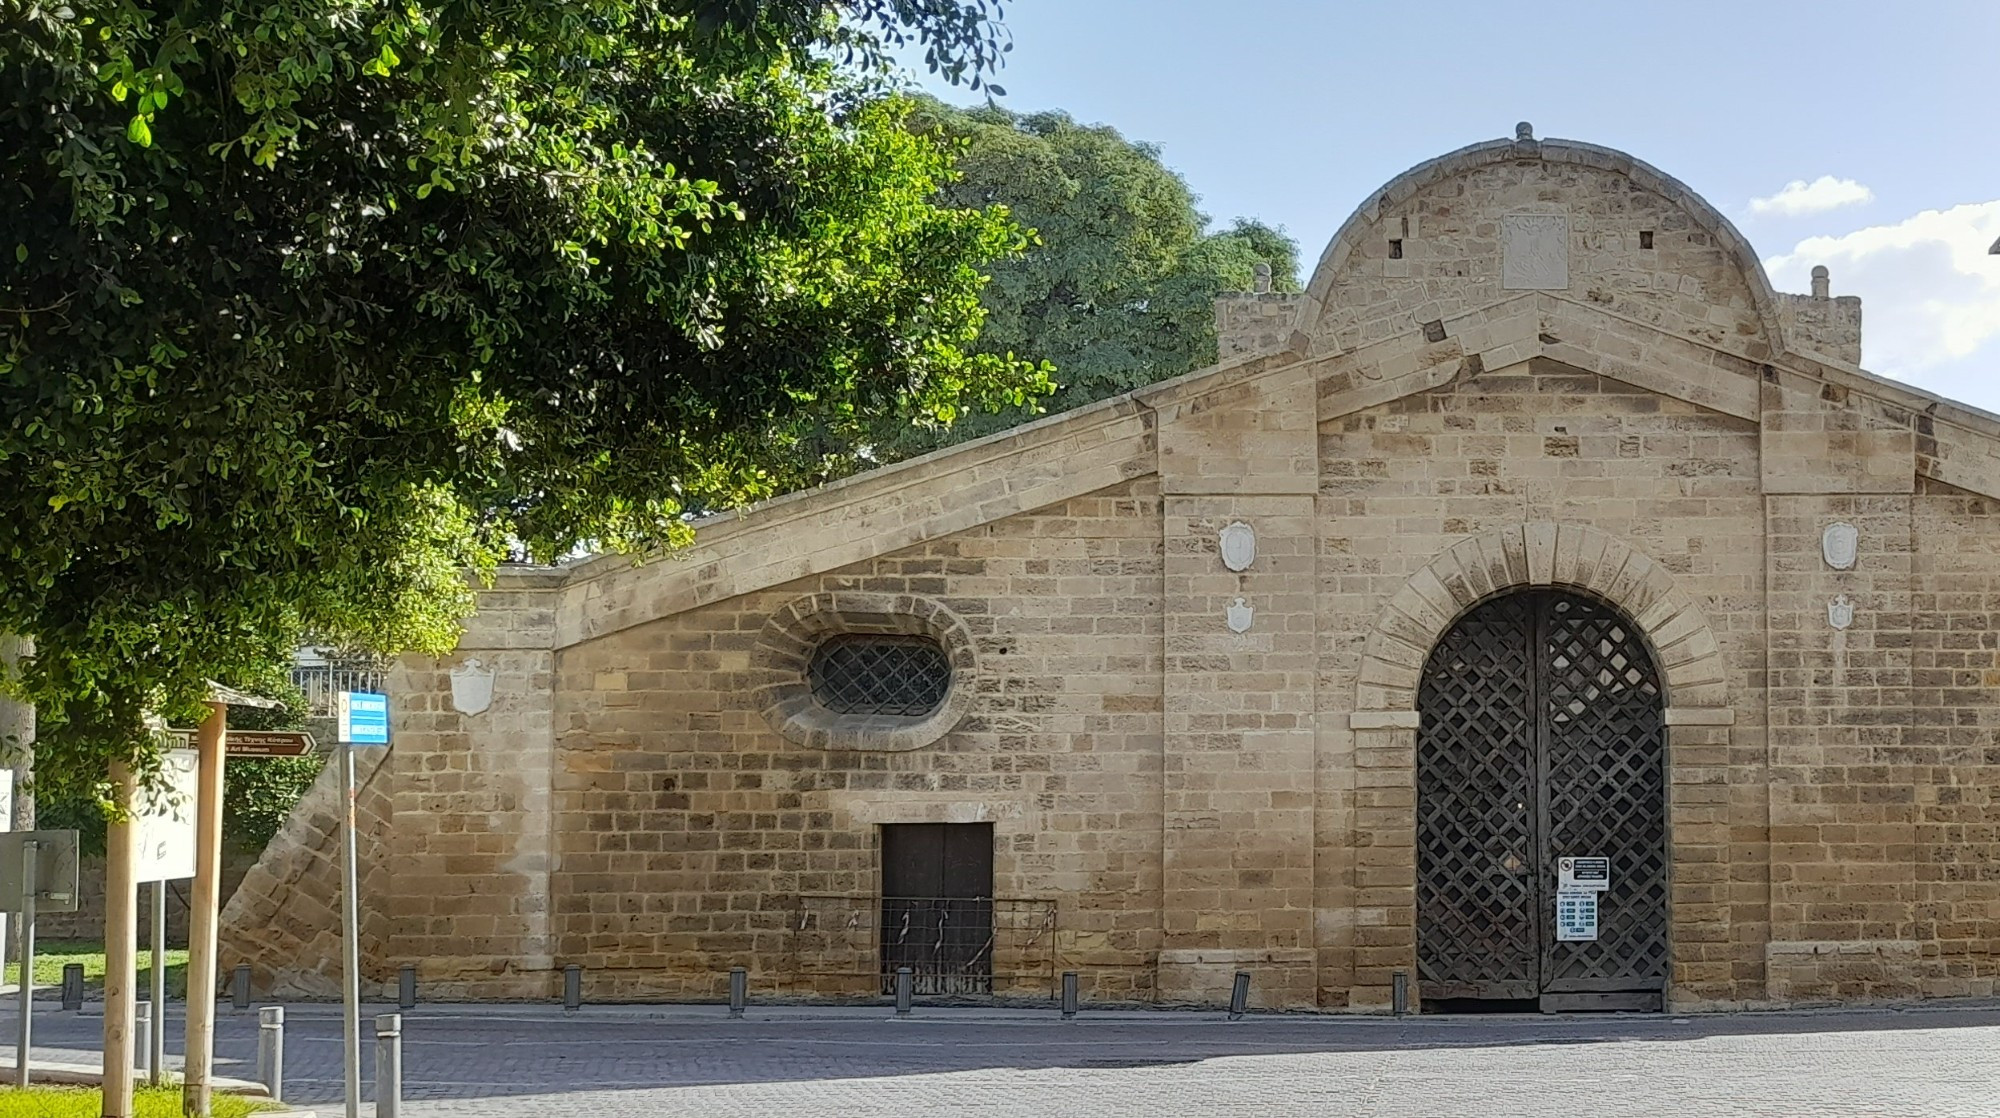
[1416,588,1668,1012]
[1349,523,1733,1013]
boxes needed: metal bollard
[1060,971,1079,1020]
[1228,970,1251,1020]
[398,964,416,1011]
[728,967,747,1019]
[374,1013,401,1118]
[60,963,83,1011]
[894,967,913,1017]
[1392,969,1409,1017]
[257,1006,285,1102]
[562,964,582,1012]
[135,1003,151,1077]
[232,964,252,1010]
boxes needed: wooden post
[102,760,139,1118]
[181,701,226,1118]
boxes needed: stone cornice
[539,391,1160,649]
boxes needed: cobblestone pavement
[7,999,2000,1116]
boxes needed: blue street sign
[336,691,391,746]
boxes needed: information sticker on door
[1558,856,1611,892]
[1555,888,1599,942]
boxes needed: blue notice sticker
[337,691,391,746]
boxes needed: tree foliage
[0,0,1045,795]
[860,99,1300,459]
[686,0,1012,91]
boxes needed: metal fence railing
[787,894,1058,998]
[290,665,387,717]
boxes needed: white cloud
[1763,200,2000,412]
[1749,176,1876,218]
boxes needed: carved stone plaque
[451,657,496,715]
[1822,523,1858,570]
[1502,213,1570,291]
[1226,597,1254,634]
[1828,595,1855,631]
[1220,522,1256,572]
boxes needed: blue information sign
[337,691,391,746]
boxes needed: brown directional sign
[165,729,320,757]
[224,730,318,757]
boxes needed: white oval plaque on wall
[1822,522,1858,570]
[1220,522,1256,572]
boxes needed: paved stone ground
[6,999,2000,1116]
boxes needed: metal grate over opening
[808,634,952,718]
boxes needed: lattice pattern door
[1416,590,1668,1006]
[1538,594,1668,995]
[1417,594,1540,1000]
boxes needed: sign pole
[332,690,387,1118]
[340,739,360,1118]
[103,760,139,1118]
[15,838,36,1087]
[181,701,226,1118]
[150,883,165,1086]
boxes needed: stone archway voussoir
[1356,523,1731,721]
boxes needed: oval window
[807,634,952,718]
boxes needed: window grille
[807,635,952,718]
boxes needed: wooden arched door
[1415,589,1668,1012]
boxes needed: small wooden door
[880,823,994,995]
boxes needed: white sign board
[337,690,391,746]
[1555,888,1599,942]
[134,748,199,883]
[1558,856,1610,892]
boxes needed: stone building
[220,126,2000,1013]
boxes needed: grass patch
[2,941,189,1000]
[0,1086,270,1117]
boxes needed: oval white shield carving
[450,657,496,716]
[1220,522,1256,572]
[1827,595,1855,631]
[1226,597,1254,634]
[1822,523,1858,570]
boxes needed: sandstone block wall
[219,746,393,997]
[1302,150,1775,367]
[1777,288,1864,366]
[1315,360,1768,1005]
[214,132,2000,1015]
[545,482,1166,1003]
[1912,481,2000,997]
[1215,291,1304,359]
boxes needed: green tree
[863,100,1301,459]
[0,1,1048,797]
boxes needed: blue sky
[899,0,2000,414]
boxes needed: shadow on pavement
[16,1000,2000,1105]
[328,1001,2000,1102]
